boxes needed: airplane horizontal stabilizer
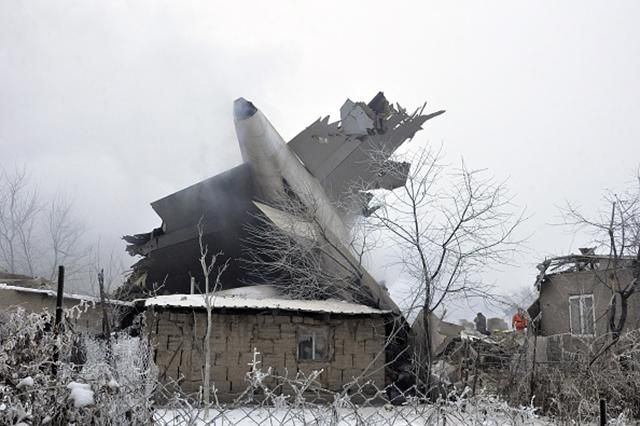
[288,92,444,215]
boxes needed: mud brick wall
[0,288,123,335]
[145,308,387,401]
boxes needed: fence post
[54,265,65,330]
[52,265,65,375]
[599,398,607,426]
[529,328,538,401]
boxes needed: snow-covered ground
[154,403,552,426]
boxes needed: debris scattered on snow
[16,376,34,389]
[67,382,95,408]
[107,378,120,389]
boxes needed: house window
[297,327,329,361]
[569,294,595,335]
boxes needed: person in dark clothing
[474,312,490,335]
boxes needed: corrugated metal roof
[140,292,389,316]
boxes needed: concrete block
[257,324,281,340]
[212,365,228,382]
[181,380,200,395]
[284,352,297,370]
[273,342,294,357]
[212,379,231,394]
[167,335,183,351]
[210,337,226,353]
[275,335,295,347]
[262,315,275,324]
[274,315,292,324]
[261,354,285,371]
[157,322,179,336]
[353,353,373,370]
[327,367,343,390]
[333,353,353,369]
[341,368,363,382]
[227,367,249,387]
[190,361,203,378]
[212,351,226,367]
[226,335,252,353]
[355,325,373,341]
[365,339,383,354]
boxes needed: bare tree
[85,240,129,330]
[45,194,87,281]
[562,171,640,360]
[88,240,126,292]
[197,219,228,417]
[366,146,525,383]
[0,167,41,275]
[0,166,89,285]
[242,184,414,397]
[242,190,378,305]
[243,145,524,388]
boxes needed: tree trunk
[204,301,212,417]
[421,304,433,393]
[98,269,115,371]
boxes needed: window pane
[298,335,314,360]
[314,332,327,360]
[583,296,594,335]
[569,298,581,334]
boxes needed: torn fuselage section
[122,164,262,295]
[122,93,444,303]
[123,227,163,257]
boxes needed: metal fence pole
[600,398,607,426]
[52,265,65,375]
[54,265,65,330]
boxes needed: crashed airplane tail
[123,92,444,316]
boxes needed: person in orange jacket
[512,307,529,331]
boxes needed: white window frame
[296,327,330,361]
[568,294,596,336]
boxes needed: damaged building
[528,250,639,361]
[123,92,444,307]
[122,93,445,394]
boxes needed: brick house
[527,254,638,361]
[140,286,390,401]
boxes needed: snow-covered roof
[214,285,282,298]
[0,283,134,307]
[139,285,389,316]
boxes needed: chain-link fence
[0,307,156,425]
[1,307,637,425]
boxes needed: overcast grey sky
[2,1,639,316]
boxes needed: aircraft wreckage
[123,92,444,313]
